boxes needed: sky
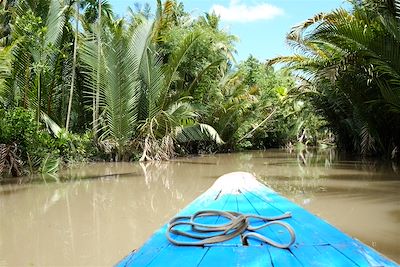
[109,0,349,62]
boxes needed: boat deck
[116,172,398,267]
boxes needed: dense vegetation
[273,0,400,158]
[1,0,398,179]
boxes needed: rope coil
[166,210,296,249]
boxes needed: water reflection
[0,149,399,266]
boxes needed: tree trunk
[66,0,79,131]
[93,0,102,138]
[36,71,41,124]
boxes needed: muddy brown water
[0,149,399,266]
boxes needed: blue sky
[110,0,349,62]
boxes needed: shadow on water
[0,172,141,186]
[0,148,399,266]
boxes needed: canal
[0,149,399,266]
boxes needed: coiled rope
[166,210,296,249]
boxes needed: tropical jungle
[1,0,399,179]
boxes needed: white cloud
[210,1,284,23]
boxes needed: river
[0,149,399,266]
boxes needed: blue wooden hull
[116,172,399,266]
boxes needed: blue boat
[116,172,399,266]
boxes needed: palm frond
[0,45,14,105]
[175,123,224,144]
[139,45,165,119]
[41,111,62,136]
[163,30,201,96]
[186,58,224,95]
[44,0,67,48]
[39,153,60,174]
[287,12,325,44]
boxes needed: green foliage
[1,0,231,171]
[79,11,225,161]
[0,108,46,155]
[0,108,95,177]
[53,130,96,163]
[80,0,114,25]
[81,19,150,157]
[273,0,400,157]
[6,0,68,128]
[6,0,391,180]
[0,107,54,176]
[201,56,329,151]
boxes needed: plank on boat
[116,172,399,267]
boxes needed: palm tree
[80,0,113,25]
[271,0,400,157]
[4,0,67,123]
[65,0,79,131]
[81,17,222,160]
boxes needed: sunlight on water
[0,149,399,266]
